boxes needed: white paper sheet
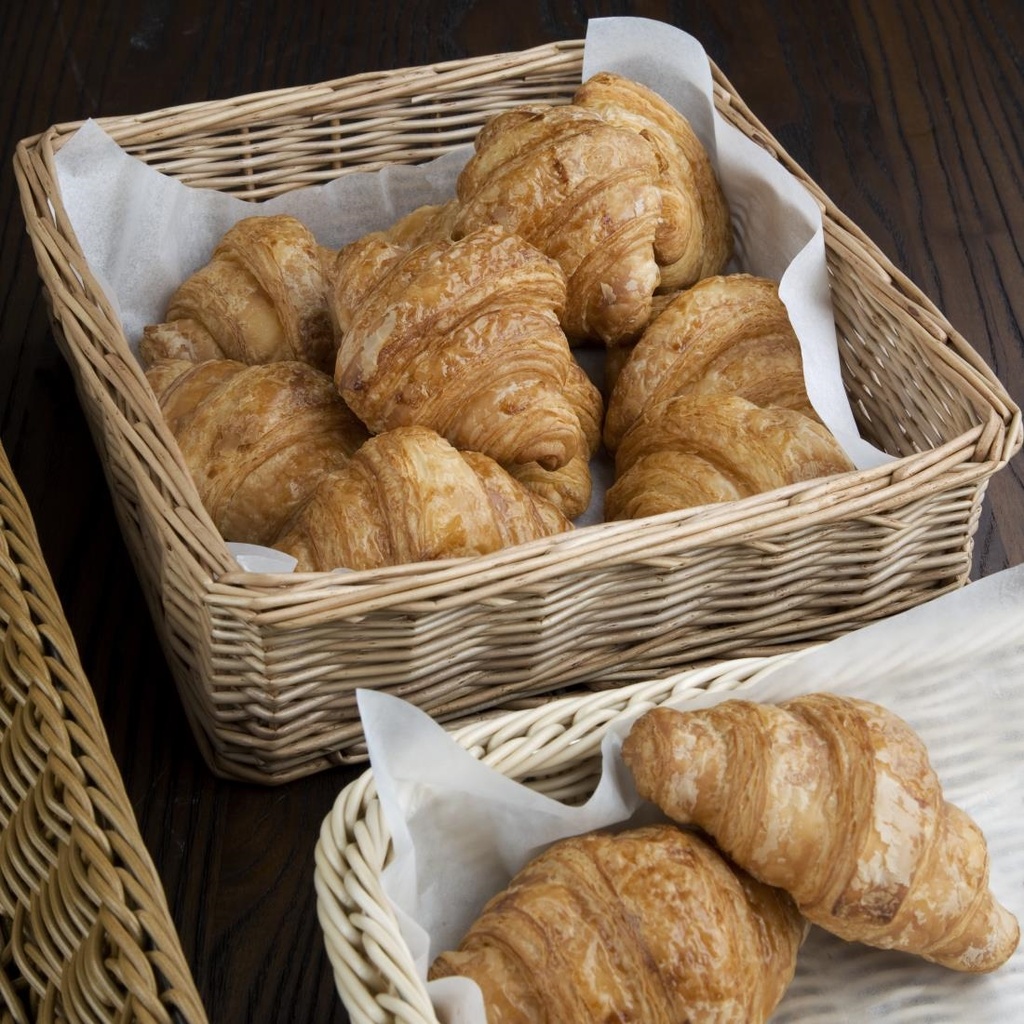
[358,562,1024,1022]
[52,17,889,479]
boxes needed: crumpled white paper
[52,16,888,480]
[358,562,1024,1023]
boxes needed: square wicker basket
[0,440,207,1023]
[14,39,1022,785]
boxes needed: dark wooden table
[2,2,1022,1021]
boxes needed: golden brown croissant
[622,694,1021,973]
[381,199,459,248]
[332,225,585,471]
[325,204,460,337]
[147,358,368,545]
[573,71,733,292]
[139,318,226,365]
[505,450,593,522]
[605,392,854,520]
[601,293,680,398]
[564,359,605,457]
[428,823,805,1023]
[505,360,604,519]
[273,425,571,572]
[604,274,818,452]
[140,215,337,372]
[452,102,667,345]
[325,232,408,341]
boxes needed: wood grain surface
[1,2,1022,1021]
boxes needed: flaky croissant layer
[453,69,734,346]
[331,225,586,472]
[146,357,368,546]
[605,392,854,521]
[273,425,572,572]
[141,215,337,372]
[429,824,805,1023]
[603,273,819,452]
[622,694,1020,973]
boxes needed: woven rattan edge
[37,39,588,151]
[204,433,995,624]
[312,651,807,1024]
[0,441,208,1023]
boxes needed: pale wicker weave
[313,653,803,1024]
[13,40,1022,784]
[0,441,208,1023]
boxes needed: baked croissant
[381,199,459,248]
[506,453,593,521]
[604,274,818,452]
[452,102,667,345]
[140,215,337,372]
[272,425,571,572]
[332,224,585,471]
[325,231,407,341]
[621,694,1021,972]
[147,358,368,545]
[605,392,854,520]
[505,360,604,519]
[428,823,805,1023]
[573,71,733,292]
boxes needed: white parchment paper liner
[52,17,889,517]
[358,563,1024,1023]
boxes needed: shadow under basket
[13,40,1022,785]
[0,441,208,1022]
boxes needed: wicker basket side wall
[0,443,208,1023]
[39,296,230,773]
[203,473,986,782]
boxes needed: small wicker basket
[313,655,801,1024]
[312,632,1024,1023]
[14,39,1022,784]
[0,441,207,1023]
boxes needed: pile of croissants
[140,71,855,572]
[428,692,1020,1022]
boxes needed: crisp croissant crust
[147,358,367,545]
[141,215,337,372]
[604,274,818,452]
[428,823,805,1023]
[606,392,854,520]
[573,71,733,292]
[453,102,666,345]
[453,74,732,346]
[381,199,460,249]
[273,425,571,572]
[332,225,585,471]
[505,360,604,520]
[622,694,1021,972]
